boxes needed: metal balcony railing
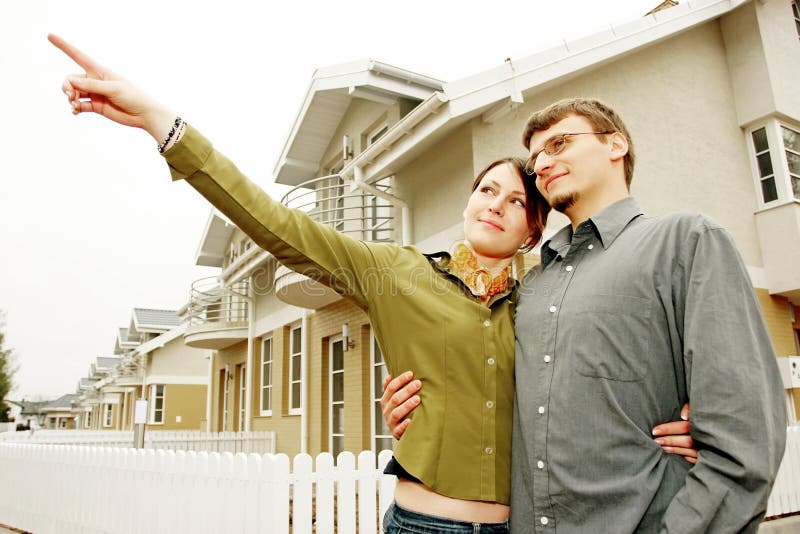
[187,277,249,326]
[280,174,396,242]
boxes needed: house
[5,399,47,428]
[179,0,800,457]
[40,394,80,429]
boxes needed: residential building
[40,394,80,429]
[182,0,800,459]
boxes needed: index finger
[48,34,104,73]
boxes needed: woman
[49,35,695,533]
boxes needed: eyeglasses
[524,132,614,176]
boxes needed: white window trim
[149,384,165,425]
[237,364,246,432]
[288,324,303,416]
[329,336,345,457]
[84,410,92,429]
[367,123,389,147]
[260,337,273,416]
[102,404,113,428]
[370,331,393,453]
[746,118,800,209]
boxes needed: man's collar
[540,197,643,268]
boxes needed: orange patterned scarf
[449,243,511,299]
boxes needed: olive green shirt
[164,125,517,503]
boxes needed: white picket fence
[0,429,276,454]
[766,425,800,517]
[0,427,797,533]
[0,444,396,534]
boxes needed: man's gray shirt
[510,197,786,533]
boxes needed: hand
[380,371,422,439]
[48,34,176,142]
[652,403,697,464]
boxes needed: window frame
[102,403,113,428]
[747,119,800,208]
[370,332,393,453]
[329,336,345,457]
[149,384,166,425]
[288,324,303,416]
[260,337,273,416]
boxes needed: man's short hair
[521,98,636,187]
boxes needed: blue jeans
[383,502,509,534]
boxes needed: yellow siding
[755,289,796,357]
[145,384,207,430]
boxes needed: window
[103,404,113,427]
[260,338,273,415]
[150,384,165,424]
[793,1,800,40]
[330,337,345,457]
[368,124,389,146]
[748,121,800,206]
[84,410,92,429]
[782,126,800,199]
[289,325,303,415]
[370,334,393,453]
[751,127,778,203]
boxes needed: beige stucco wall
[145,383,207,430]
[755,0,800,121]
[472,21,763,267]
[320,98,393,171]
[147,336,209,377]
[395,123,475,245]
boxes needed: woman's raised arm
[48,34,175,143]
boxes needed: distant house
[40,394,80,429]
[6,400,47,428]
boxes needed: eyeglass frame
[524,131,615,176]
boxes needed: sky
[1,0,660,399]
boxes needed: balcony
[755,200,800,303]
[184,277,249,349]
[275,174,397,309]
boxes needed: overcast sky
[1,0,659,399]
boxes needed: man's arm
[381,371,698,463]
[661,221,787,533]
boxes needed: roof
[41,394,79,411]
[339,0,752,185]
[129,308,181,335]
[6,400,48,414]
[96,356,121,369]
[273,59,444,186]
[114,326,140,355]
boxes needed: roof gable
[273,60,443,186]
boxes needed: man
[384,98,786,532]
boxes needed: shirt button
[486,401,494,409]
[485,447,493,455]
[543,355,551,363]
[487,358,495,365]
[538,406,545,414]
[588,244,594,250]
[549,305,557,313]
[540,517,549,525]
[565,265,573,272]
[483,320,491,327]
[537,460,545,469]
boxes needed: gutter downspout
[244,280,255,432]
[301,309,310,454]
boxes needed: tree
[0,311,17,423]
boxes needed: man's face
[528,114,616,214]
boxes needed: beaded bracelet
[157,116,183,153]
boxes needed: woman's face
[463,163,533,261]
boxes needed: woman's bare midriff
[394,479,510,524]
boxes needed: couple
[50,35,785,533]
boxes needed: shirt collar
[540,197,643,268]
[424,243,514,299]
